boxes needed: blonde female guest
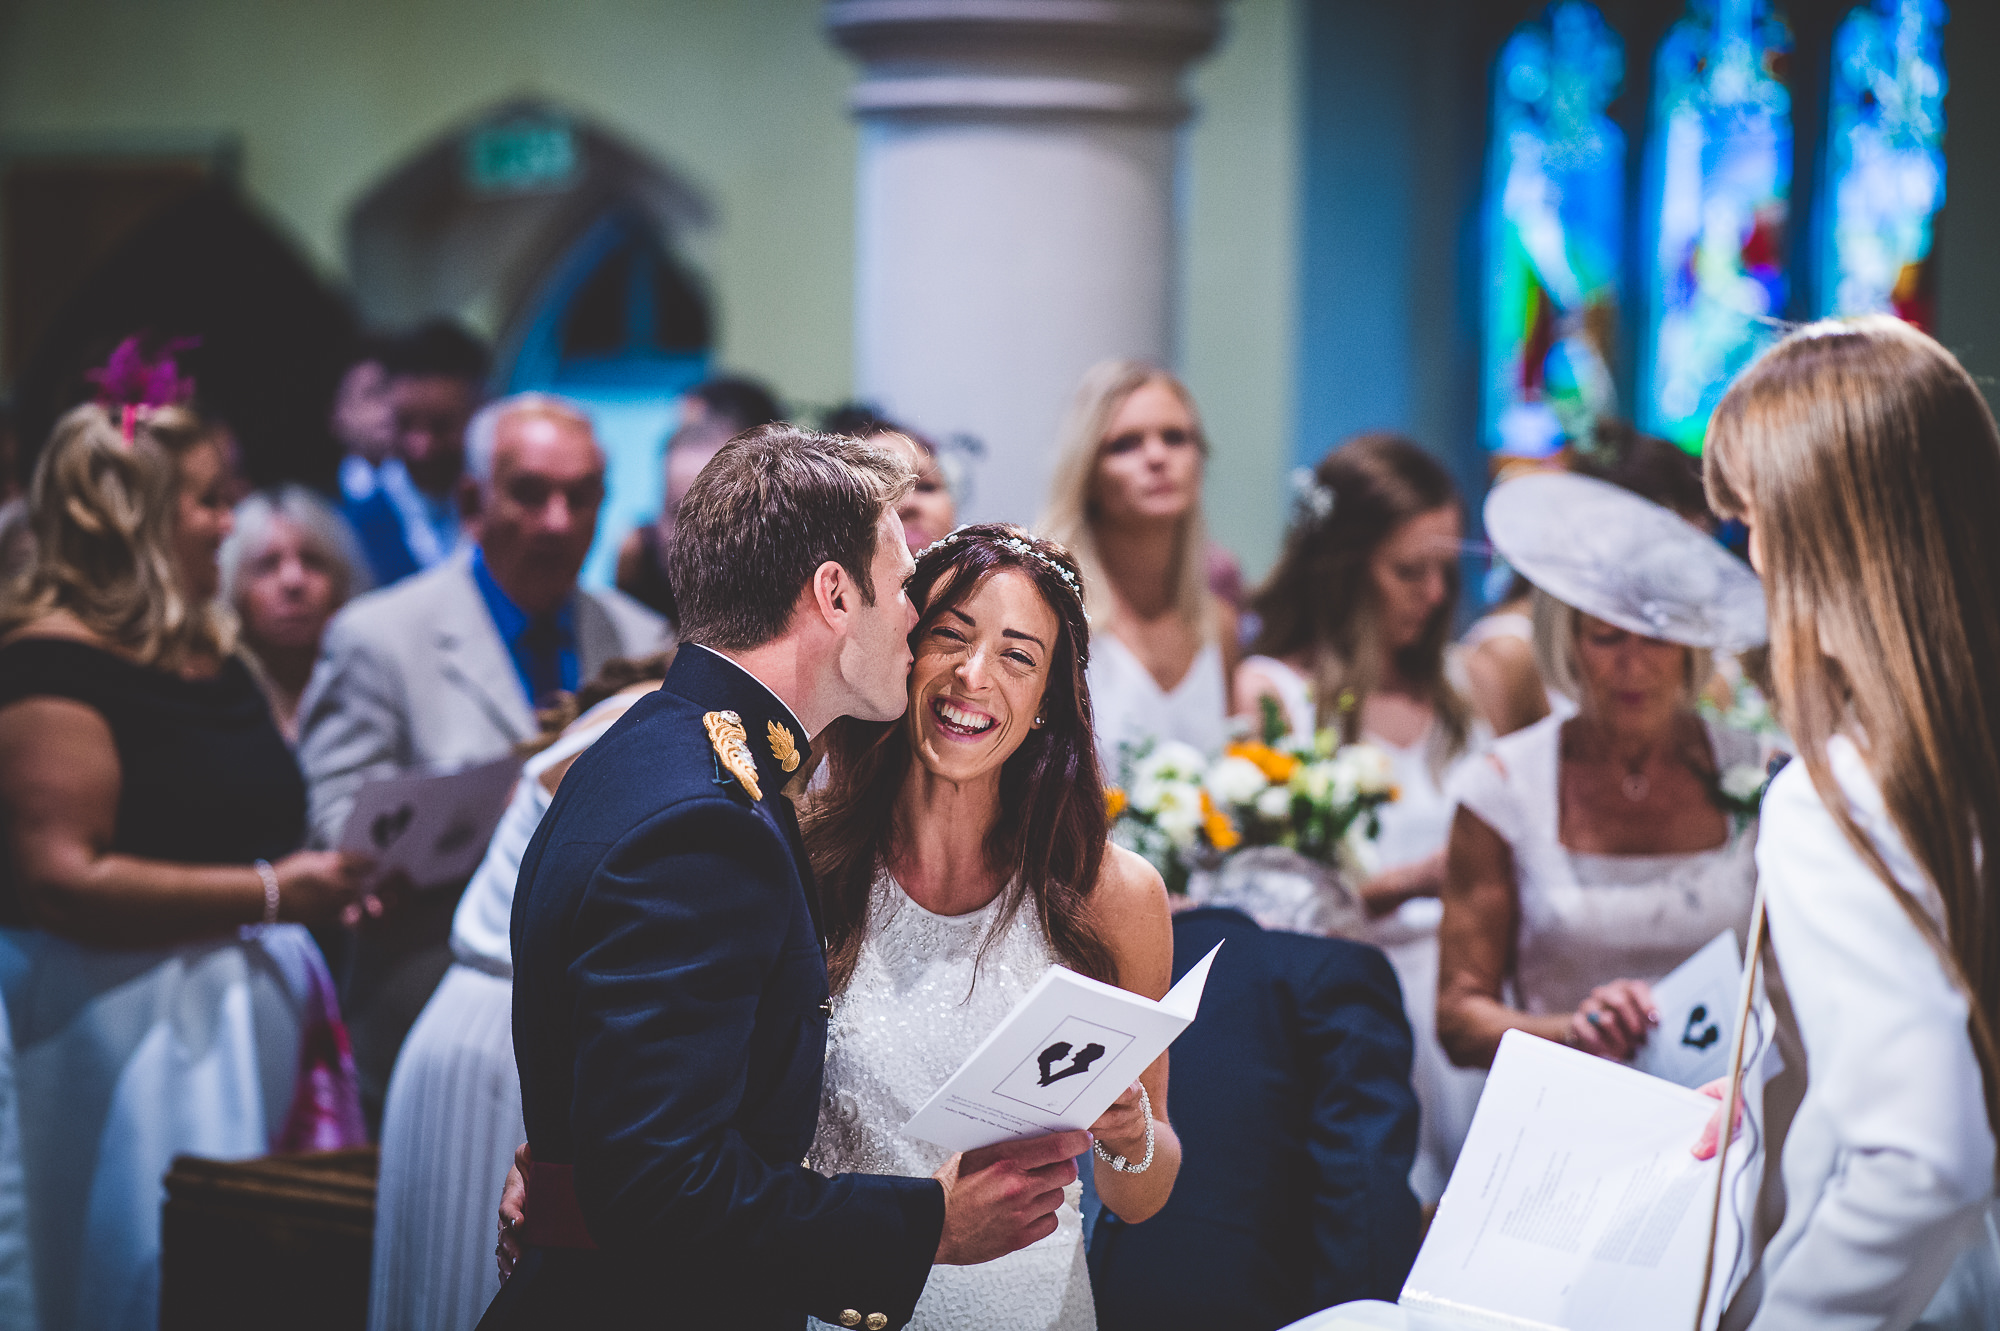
[1042,361,1238,771]
[220,485,372,744]
[1695,317,2000,1329]
[1438,474,1764,1073]
[370,654,667,1331]
[0,399,371,1331]
[1232,433,1486,1206]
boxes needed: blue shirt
[471,546,579,706]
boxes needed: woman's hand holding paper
[1567,978,1658,1061]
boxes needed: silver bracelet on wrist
[253,859,280,926]
[1091,1083,1156,1174]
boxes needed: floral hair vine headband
[87,335,200,445]
[922,526,1085,601]
[1288,466,1336,526]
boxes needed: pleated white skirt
[369,962,522,1331]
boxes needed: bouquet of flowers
[1107,709,1400,895]
[1106,740,1240,896]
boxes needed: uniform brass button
[819,999,833,1017]
[839,1311,862,1328]
[866,1315,889,1331]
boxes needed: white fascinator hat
[1483,471,1767,652]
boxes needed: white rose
[1720,764,1767,802]
[1294,762,1336,804]
[1129,777,1166,815]
[1153,781,1204,842]
[1207,756,1269,808]
[1254,785,1294,821]
[1134,740,1208,788]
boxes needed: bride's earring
[1033,715,1045,726]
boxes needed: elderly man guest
[343,321,488,588]
[299,393,669,1126]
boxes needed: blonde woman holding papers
[1698,316,2000,1329]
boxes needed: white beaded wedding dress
[807,871,1096,1331]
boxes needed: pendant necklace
[1621,751,1651,802]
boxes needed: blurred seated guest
[616,375,782,623]
[344,321,488,587]
[1439,473,1766,1071]
[1232,433,1485,1206]
[299,392,668,1128]
[220,485,372,744]
[1042,360,1238,770]
[0,394,371,1331]
[1088,905,1420,1330]
[822,403,958,552]
[369,653,668,1331]
[330,335,398,506]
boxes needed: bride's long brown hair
[1706,315,2000,1131]
[804,524,1115,993]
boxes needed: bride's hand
[1088,1081,1149,1159]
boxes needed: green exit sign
[464,117,578,195]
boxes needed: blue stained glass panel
[1643,0,1793,453]
[1822,0,1947,327]
[1484,1,1626,458]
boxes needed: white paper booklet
[902,943,1222,1153]
[1632,930,1741,1089]
[1400,1030,1752,1331]
[338,755,522,890]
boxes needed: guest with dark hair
[221,484,372,744]
[330,335,398,506]
[0,391,371,1330]
[299,392,666,1129]
[344,320,490,587]
[1088,906,1420,1330]
[821,403,958,552]
[615,374,783,623]
[1233,432,1486,1207]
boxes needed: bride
[499,523,1180,1329]
[802,523,1179,1330]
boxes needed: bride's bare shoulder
[1094,843,1172,997]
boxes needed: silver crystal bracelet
[1091,1083,1156,1174]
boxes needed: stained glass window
[1643,0,1793,452]
[1821,0,1947,327]
[1484,2,1626,458]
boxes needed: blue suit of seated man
[484,645,942,1329]
[1088,906,1422,1330]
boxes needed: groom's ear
[808,559,849,628]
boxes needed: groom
[483,426,1087,1330]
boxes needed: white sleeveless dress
[1444,713,1761,1017]
[808,873,1095,1331]
[1086,634,1228,776]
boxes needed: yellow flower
[1226,741,1300,785]
[1200,790,1241,851]
[1105,787,1128,819]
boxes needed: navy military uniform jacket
[1088,907,1421,1330]
[482,645,944,1330]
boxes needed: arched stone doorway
[345,99,714,584]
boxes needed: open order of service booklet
[902,943,1222,1153]
[1398,1029,1757,1331]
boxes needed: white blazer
[1725,736,1998,1330]
[296,549,669,848]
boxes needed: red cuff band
[522,1160,599,1249]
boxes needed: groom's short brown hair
[670,425,914,652]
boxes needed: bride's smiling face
[907,567,1060,784]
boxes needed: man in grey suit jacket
[299,393,670,1124]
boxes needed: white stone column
[827,0,1223,526]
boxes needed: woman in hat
[1436,473,1767,1070]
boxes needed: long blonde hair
[1705,315,2000,1130]
[0,403,234,670]
[1039,359,1216,640]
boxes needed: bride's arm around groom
[480,428,1086,1331]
